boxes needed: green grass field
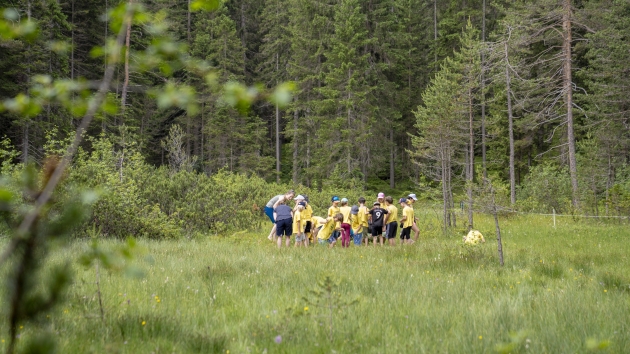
[1,213,629,353]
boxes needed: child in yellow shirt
[350,205,363,245]
[384,196,398,246]
[295,195,314,244]
[293,202,307,247]
[357,197,369,246]
[328,196,341,242]
[315,214,343,247]
[399,198,414,245]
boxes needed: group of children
[265,191,420,248]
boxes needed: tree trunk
[201,102,205,170]
[103,0,108,133]
[505,39,516,205]
[346,70,352,174]
[120,0,133,114]
[306,130,311,187]
[22,0,31,164]
[433,0,438,69]
[441,149,448,232]
[468,87,474,230]
[563,0,580,209]
[186,1,192,159]
[71,0,75,80]
[480,0,487,178]
[390,129,395,189]
[292,107,298,184]
[276,53,281,183]
[606,153,612,215]
[490,182,504,266]
[187,0,192,45]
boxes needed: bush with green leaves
[517,163,573,213]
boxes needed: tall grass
[1,213,629,353]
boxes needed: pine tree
[191,4,273,176]
[285,0,335,186]
[257,0,291,182]
[411,65,466,229]
[450,19,481,229]
[0,0,72,163]
[578,0,630,214]
[318,0,373,181]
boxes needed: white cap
[408,193,418,201]
[295,195,305,201]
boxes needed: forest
[1,0,630,226]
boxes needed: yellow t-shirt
[403,205,414,228]
[386,204,398,224]
[317,217,336,240]
[339,206,351,224]
[293,210,304,234]
[312,216,327,226]
[359,205,369,227]
[328,205,341,228]
[351,213,362,233]
[302,204,313,221]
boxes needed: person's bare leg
[412,222,419,241]
[285,237,290,247]
[269,224,277,241]
[277,236,282,248]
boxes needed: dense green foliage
[1,215,628,352]
[1,0,629,218]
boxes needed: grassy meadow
[1,212,629,353]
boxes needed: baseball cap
[298,201,306,207]
[373,201,380,206]
[351,205,359,215]
[295,195,305,201]
[332,196,340,202]
[377,192,385,198]
[408,193,418,201]
[399,197,407,204]
[341,197,348,203]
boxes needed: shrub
[517,163,572,213]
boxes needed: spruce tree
[318,0,373,181]
[191,4,273,176]
[285,0,335,186]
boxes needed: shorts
[400,226,412,240]
[385,222,398,239]
[276,218,292,237]
[295,233,306,242]
[353,232,363,245]
[264,206,275,223]
[371,224,383,237]
[304,221,312,233]
[317,236,335,245]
